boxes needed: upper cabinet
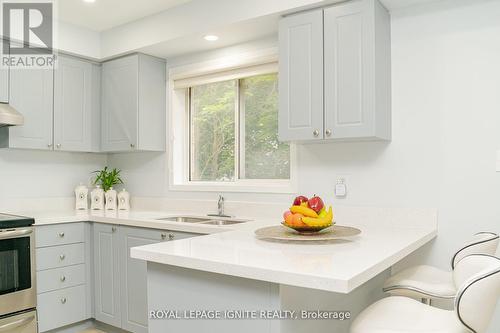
[7,56,54,150]
[0,53,100,151]
[279,0,391,142]
[278,9,324,142]
[101,54,166,152]
[54,55,101,152]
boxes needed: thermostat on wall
[335,178,347,197]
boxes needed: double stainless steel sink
[156,216,248,226]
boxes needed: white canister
[75,183,89,210]
[118,189,130,211]
[105,188,117,210]
[91,186,105,210]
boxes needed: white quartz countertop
[8,206,437,294]
[131,221,437,293]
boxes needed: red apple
[293,195,309,206]
[308,196,324,213]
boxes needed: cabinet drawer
[36,223,85,248]
[37,285,88,332]
[36,243,85,271]
[37,264,86,293]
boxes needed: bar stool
[351,254,500,333]
[383,232,499,304]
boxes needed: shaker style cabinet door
[119,227,168,333]
[101,55,139,152]
[323,0,391,140]
[93,223,122,328]
[53,55,98,152]
[278,9,324,141]
[8,60,54,149]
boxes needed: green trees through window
[189,73,290,182]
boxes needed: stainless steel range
[0,213,37,333]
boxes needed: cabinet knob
[47,144,53,149]
[161,233,167,240]
[313,130,320,137]
[58,232,65,238]
[59,254,65,260]
[60,297,67,304]
[325,129,332,136]
[56,143,61,149]
[60,275,66,282]
[112,226,117,232]
[168,233,175,240]
[130,143,135,149]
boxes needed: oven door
[0,227,36,316]
[0,310,37,333]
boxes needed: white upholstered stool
[351,254,500,333]
[383,232,499,303]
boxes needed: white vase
[90,186,105,210]
[118,189,130,211]
[75,183,88,210]
[105,187,117,210]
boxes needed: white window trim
[167,50,298,194]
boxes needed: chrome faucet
[208,195,231,218]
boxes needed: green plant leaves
[92,166,124,192]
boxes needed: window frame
[168,59,298,194]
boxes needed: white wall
[0,150,106,199]
[111,0,500,329]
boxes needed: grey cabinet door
[324,1,373,139]
[93,223,121,327]
[8,62,53,149]
[53,55,93,152]
[278,9,324,142]
[0,39,8,103]
[101,55,138,152]
[120,227,199,333]
[119,226,166,333]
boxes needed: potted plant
[92,166,124,192]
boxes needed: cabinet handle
[325,129,332,136]
[112,226,117,232]
[56,143,61,149]
[59,254,65,260]
[60,297,67,304]
[313,130,320,137]
[58,232,65,238]
[60,275,66,282]
[168,233,175,240]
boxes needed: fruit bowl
[281,222,333,234]
[282,195,335,234]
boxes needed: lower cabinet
[93,223,197,333]
[35,222,92,333]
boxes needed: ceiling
[57,0,192,31]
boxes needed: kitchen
[0,0,500,333]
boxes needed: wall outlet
[497,150,500,172]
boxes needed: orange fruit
[284,213,294,226]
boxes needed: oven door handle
[0,314,35,332]
[0,228,33,240]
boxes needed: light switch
[497,150,500,172]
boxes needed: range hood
[0,102,23,127]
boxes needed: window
[188,73,290,182]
